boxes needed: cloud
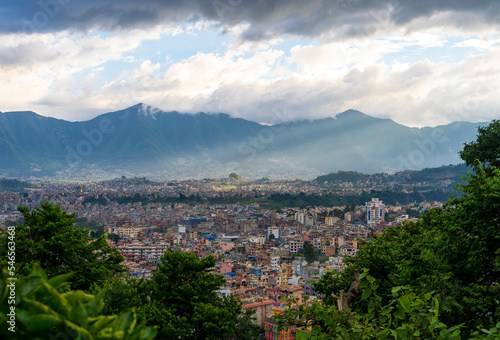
[2,0,499,41]
[0,26,171,120]
[68,31,499,127]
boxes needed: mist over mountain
[0,104,487,179]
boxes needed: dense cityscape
[0,172,451,335]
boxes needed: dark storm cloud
[0,0,498,37]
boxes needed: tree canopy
[460,119,500,170]
[295,241,321,263]
[0,202,125,291]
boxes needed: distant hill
[316,164,469,187]
[0,103,488,179]
[316,171,370,183]
[0,178,32,192]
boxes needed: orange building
[264,317,296,340]
[264,303,297,339]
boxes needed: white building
[366,198,385,226]
[295,213,306,224]
[118,240,170,262]
[271,256,281,270]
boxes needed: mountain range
[0,103,488,179]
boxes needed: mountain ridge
[0,104,489,179]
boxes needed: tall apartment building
[295,213,306,224]
[366,198,385,226]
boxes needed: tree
[107,233,121,244]
[229,173,241,181]
[297,242,320,263]
[0,264,157,340]
[74,217,106,239]
[435,167,500,329]
[92,276,150,323]
[142,250,259,339]
[460,119,500,170]
[0,202,125,291]
[332,208,343,218]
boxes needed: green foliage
[0,202,125,291]
[461,119,500,171]
[0,264,157,339]
[229,173,242,181]
[107,233,121,244]
[145,250,259,339]
[0,178,32,193]
[317,164,468,187]
[317,171,369,183]
[397,164,469,185]
[436,167,500,328]
[91,276,150,322]
[296,242,321,263]
[83,188,453,209]
[266,189,453,209]
[279,271,466,339]
[311,183,500,335]
[83,196,108,205]
[74,217,106,239]
[96,250,260,340]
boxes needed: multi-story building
[291,260,308,277]
[331,235,345,247]
[289,240,303,254]
[295,213,306,224]
[366,198,385,226]
[322,245,336,256]
[116,226,147,239]
[325,216,339,226]
[118,240,169,262]
[301,277,319,297]
[271,256,281,270]
[305,215,316,226]
[277,264,294,285]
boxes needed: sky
[0,0,499,127]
